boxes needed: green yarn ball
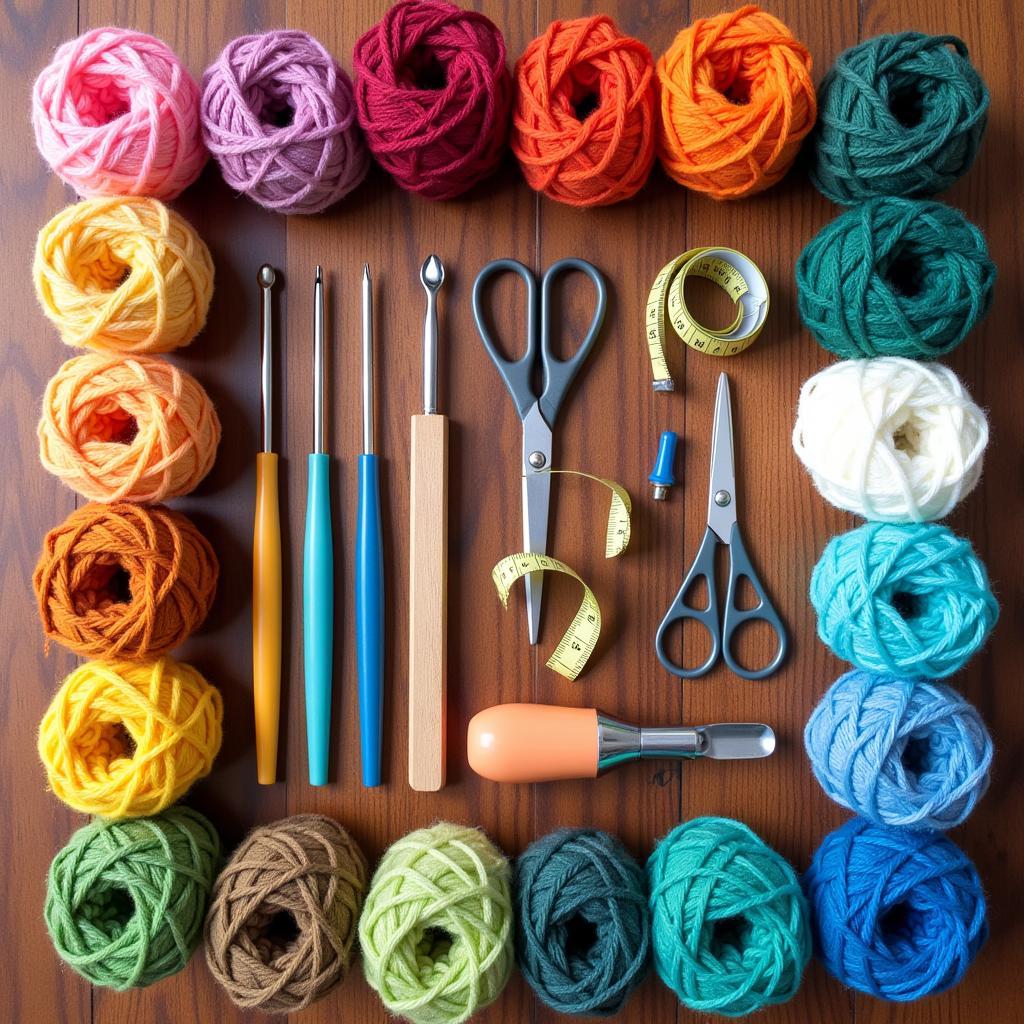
[359,822,514,1024]
[45,807,220,989]
[646,817,810,1018]
[797,198,995,360]
[811,32,989,204]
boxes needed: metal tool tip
[363,263,370,281]
[315,265,322,282]
[420,254,445,290]
[258,264,276,288]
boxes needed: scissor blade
[522,405,553,645]
[706,372,738,543]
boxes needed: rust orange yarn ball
[34,501,218,661]
[656,5,816,199]
[39,352,221,504]
[512,16,655,206]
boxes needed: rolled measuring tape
[492,471,631,680]
[645,247,770,391]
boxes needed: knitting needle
[356,263,385,787]
[305,266,334,786]
[254,264,282,785]
[409,255,448,791]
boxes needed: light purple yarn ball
[201,30,369,214]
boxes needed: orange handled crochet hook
[254,264,281,785]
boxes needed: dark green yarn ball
[796,198,995,360]
[810,33,989,205]
[45,807,221,989]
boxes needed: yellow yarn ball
[33,196,214,354]
[38,656,223,819]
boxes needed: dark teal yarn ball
[797,198,995,359]
[515,829,650,1017]
[811,33,989,205]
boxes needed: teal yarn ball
[805,669,993,830]
[646,818,810,1017]
[796,198,995,359]
[359,822,514,1024]
[810,33,989,205]
[515,828,650,1017]
[44,807,220,989]
[810,522,998,678]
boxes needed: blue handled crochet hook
[304,266,334,785]
[356,263,384,787]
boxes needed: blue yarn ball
[804,818,987,1000]
[805,670,992,830]
[810,522,998,678]
[515,829,649,1017]
[810,32,989,205]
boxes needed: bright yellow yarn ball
[33,196,214,354]
[38,656,223,819]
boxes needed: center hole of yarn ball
[263,909,300,952]
[684,275,740,332]
[891,417,922,456]
[73,559,132,614]
[400,46,448,90]
[887,79,926,128]
[76,77,131,127]
[101,720,137,762]
[878,900,925,946]
[86,884,135,938]
[564,912,599,959]
[714,66,752,106]
[882,251,924,299]
[900,734,936,777]
[571,88,601,122]
[264,99,296,129]
[710,915,750,957]
[891,591,922,619]
[87,405,138,446]
[419,926,454,962]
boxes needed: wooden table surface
[4,1,1022,1022]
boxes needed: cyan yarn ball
[805,670,992,830]
[811,32,989,205]
[796,198,995,359]
[515,829,650,1017]
[810,522,998,678]
[804,818,988,1000]
[646,817,810,1018]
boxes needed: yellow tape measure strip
[645,247,770,390]
[492,471,631,680]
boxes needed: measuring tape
[645,247,770,391]
[491,471,631,680]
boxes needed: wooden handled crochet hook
[254,264,282,785]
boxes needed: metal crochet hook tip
[420,255,445,415]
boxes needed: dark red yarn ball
[353,0,512,200]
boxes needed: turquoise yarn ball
[810,522,998,678]
[646,818,810,1018]
[515,829,650,1017]
[796,198,995,359]
[811,33,989,205]
[805,669,993,830]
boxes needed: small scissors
[656,372,787,680]
[472,257,607,645]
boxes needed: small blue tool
[649,430,679,500]
[356,263,384,787]
[304,266,333,786]
[472,257,607,645]
[655,373,788,680]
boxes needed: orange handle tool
[254,450,282,784]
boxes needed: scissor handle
[472,258,539,419]
[721,523,788,680]
[655,526,721,679]
[538,258,607,423]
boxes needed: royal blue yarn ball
[515,829,650,1017]
[805,670,992,830]
[810,522,998,678]
[804,818,987,1001]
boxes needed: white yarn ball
[792,357,988,522]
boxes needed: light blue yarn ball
[805,670,992,830]
[810,522,998,678]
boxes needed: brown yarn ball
[34,501,218,660]
[204,815,368,1013]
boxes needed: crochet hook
[467,703,775,783]
[409,255,448,791]
[304,266,333,786]
[356,263,384,787]
[254,264,281,785]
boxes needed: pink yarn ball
[32,27,207,200]
[201,31,370,215]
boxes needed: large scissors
[472,258,607,645]
[656,373,788,680]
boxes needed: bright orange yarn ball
[656,5,816,199]
[39,352,221,504]
[512,16,655,206]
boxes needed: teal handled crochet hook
[356,263,384,787]
[304,266,333,786]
